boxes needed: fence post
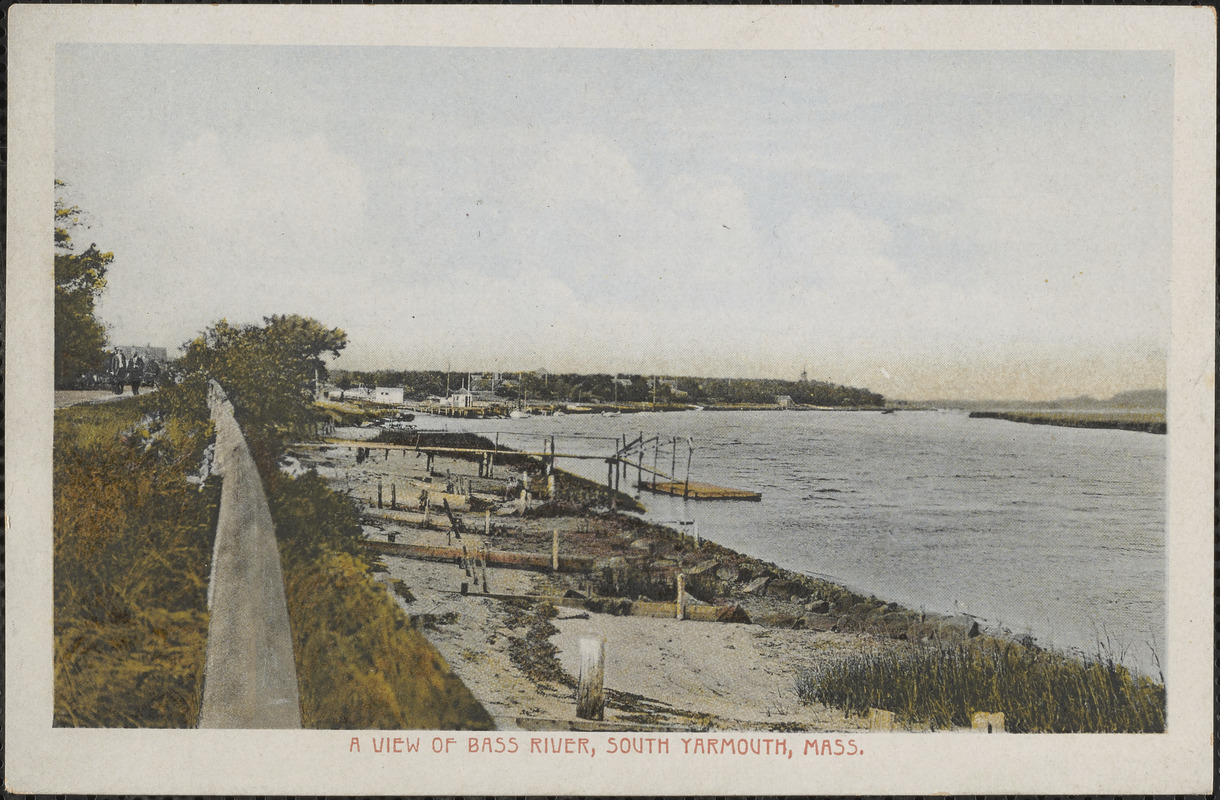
[867,708,897,730]
[971,712,1006,733]
[676,573,686,620]
[576,637,605,721]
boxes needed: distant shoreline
[968,410,1166,435]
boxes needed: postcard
[5,5,1214,795]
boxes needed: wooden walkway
[198,381,301,729]
[639,480,762,501]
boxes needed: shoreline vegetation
[316,412,1164,732]
[51,314,1165,733]
[967,410,1166,435]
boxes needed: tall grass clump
[266,470,493,729]
[796,637,1165,732]
[54,397,218,727]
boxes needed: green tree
[54,182,112,386]
[175,314,347,466]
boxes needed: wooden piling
[676,573,686,620]
[551,529,559,572]
[684,443,693,499]
[576,637,606,721]
[484,510,491,537]
[390,483,396,510]
[972,712,1006,733]
[377,482,383,509]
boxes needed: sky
[55,45,1173,401]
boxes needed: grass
[796,636,1166,732]
[54,397,218,727]
[266,470,494,729]
[54,391,494,729]
[969,410,1166,435]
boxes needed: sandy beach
[288,427,934,732]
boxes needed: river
[415,408,1166,677]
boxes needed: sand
[297,428,878,732]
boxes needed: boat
[509,410,527,419]
[602,410,621,417]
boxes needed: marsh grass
[54,397,218,727]
[796,636,1165,732]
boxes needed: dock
[639,480,761,502]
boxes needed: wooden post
[390,483,396,510]
[484,510,491,537]
[576,637,605,721]
[676,573,686,620]
[684,441,693,499]
[377,482,383,509]
[607,460,614,490]
[481,546,489,594]
[972,712,1006,733]
[671,437,677,483]
[867,708,896,730]
[551,529,559,572]
[693,520,701,547]
[652,437,659,489]
[548,473,556,501]
[636,432,643,497]
[424,496,431,525]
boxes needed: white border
[6,6,1215,795]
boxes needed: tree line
[332,369,885,408]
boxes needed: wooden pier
[639,480,761,501]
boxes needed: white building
[371,387,405,405]
[440,388,474,408]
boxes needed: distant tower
[800,367,809,383]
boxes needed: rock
[805,600,830,614]
[767,579,801,598]
[800,613,837,632]
[630,538,655,553]
[715,565,739,582]
[933,614,981,639]
[689,559,719,576]
[594,556,629,572]
[742,576,772,595]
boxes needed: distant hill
[923,389,1166,411]
[1105,389,1166,408]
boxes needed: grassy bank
[54,392,493,728]
[969,410,1166,435]
[796,636,1165,732]
[53,397,218,727]
[265,470,494,729]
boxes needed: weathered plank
[640,480,761,501]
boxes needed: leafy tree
[174,315,347,466]
[54,181,112,386]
